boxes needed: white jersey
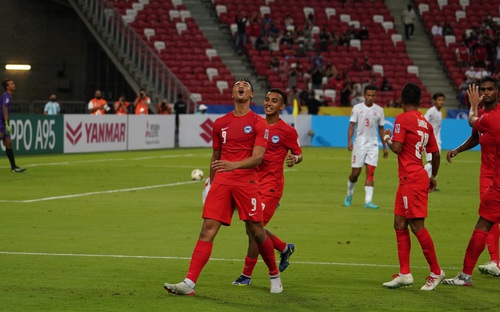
[424,106,442,145]
[350,103,385,148]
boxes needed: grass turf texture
[0,147,497,311]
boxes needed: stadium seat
[444,35,456,47]
[190,93,202,103]
[340,14,351,23]
[418,3,429,14]
[260,6,271,16]
[373,14,384,23]
[382,21,394,34]
[206,48,218,61]
[407,65,419,77]
[349,21,360,29]
[180,10,191,22]
[324,89,336,103]
[304,7,314,19]
[154,41,166,54]
[391,34,403,47]
[459,0,469,10]
[143,28,155,41]
[325,7,336,20]
[437,0,448,11]
[215,5,227,17]
[172,0,183,9]
[372,64,384,76]
[216,80,229,94]
[176,22,187,35]
[350,39,361,51]
[455,10,466,22]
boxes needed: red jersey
[392,110,438,184]
[212,110,269,186]
[476,108,500,186]
[258,119,302,199]
[476,106,500,180]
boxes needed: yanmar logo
[66,122,82,145]
[200,119,214,143]
[65,122,126,145]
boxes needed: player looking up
[382,83,445,291]
[232,88,302,286]
[0,79,26,173]
[446,76,500,277]
[344,85,388,209]
[164,79,283,295]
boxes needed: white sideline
[0,181,199,203]
[0,251,460,270]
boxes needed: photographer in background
[134,89,151,115]
[114,95,130,115]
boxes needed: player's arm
[446,131,479,163]
[285,153,302,167]
[467,83,483,128]
[378,125,388,158]
[383,128,402,154]
[3,103,10,133]
[429,150,440,192]
[209,149,221,181]
[212,145,266,172]
[347,122,355,151]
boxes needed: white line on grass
[0,251,460,270]
[0,181,199,203]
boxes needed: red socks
[272,234,287,253]
[242,256,258,276]
[396,229,411,274]
[463,229,488,275]
[257,236,279,276]
[186,240,213,284]
[415,228,441,275]
[486,224,499,263]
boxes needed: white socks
[365,186,374,203]
[347,179,356,196]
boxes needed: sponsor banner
[1,114,64,155]
[178,114,312,147]
[64,115,127,153]
[127,115,175,150]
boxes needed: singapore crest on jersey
[244,125,252,133]
[271,135,280,143]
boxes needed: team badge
[395,124,400,133]
[244,125,252,133]
[271,135,280,143]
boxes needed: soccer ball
[191,169,204,181]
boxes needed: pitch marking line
[0,251,460,270]
[0,181,199,203]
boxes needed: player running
[344,85,388,209]
[232,88,303,286]
[164,79,282,295]
[424,93,444,181]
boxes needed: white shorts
[425,144,441,162]
[351,144,379,168]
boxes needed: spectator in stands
[157,100,171,115]
[350,58,363,72]
[465,66,479,83]
[351,89,364,106]
[306,12,316,26]
[270,56,280,72]
[284,14,295,31]
[359,25,369,40]
[345,25,358,41]
[442,21,454,36]
[261,14,272,37]
[306,91,321,115]
[330,73,345,91]
[174,93,187,136]
[380,76,393,91]
[339,32,350,47]
[134,89,150,115]
[196,104,207,115]
[363,55,372,71]
[255,35,269,51]
[278,59,290,81]
[44,94,61,115]
[268,21,282,42]
[431,22,443,36]
[298,88,310,108]
[281,30,294,48]
[309,64,325,92]
[330,31,340,47]
[473,40,488,68]
[324,62,338,79]
[114,95,129,115]
[288,86,300,106]
[295,43,307,58]
[401,4,416,40]
[340,74,353,107]
[88,89,108,115]
[456,41,470,69]
[319,26,331,52]
[311,51,324,68]
[288,64,299,90]
[319,95,329,106]
[248,14,261,49]
[234,13,248,55]
[476,66,491,80]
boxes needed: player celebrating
[232,88,303,286]
[344,85,388,209]
[164,79,283,295]
[446,76,500,277]
[424,93,445,181]
[382,83,445,291]
[0,79,26,173]
[443,81,500,286]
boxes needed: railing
[70,0,196,113]
[11,101,87,114]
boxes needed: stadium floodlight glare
[5,64,31,71]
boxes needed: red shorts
[479,177,493,198]
[479,184,500,223]
[203,182,262,226]
[261,194,280,226]
[394,177,429,219]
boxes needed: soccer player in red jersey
[382,83,445,291]
[164,79,283,295]
[443,81,500,286]
[232,88,303,286]
[446,76,500,277]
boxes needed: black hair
[479,76,499,90]
[268,88,287,105]
[234,78,253,91]
[2,79,11,90]
[432,92,445,100]
[364,85,378,93]
[401,83,421,106]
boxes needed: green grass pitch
[0,147,498,311]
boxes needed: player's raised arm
[468,84,483,128]
[446,131,479,163]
